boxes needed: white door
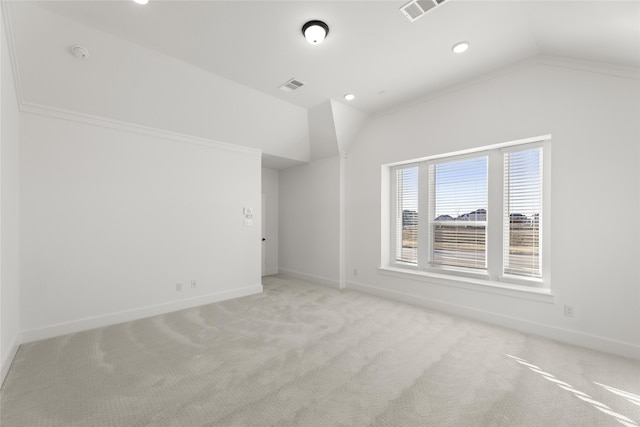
[261,194,267,276]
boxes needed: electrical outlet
[176,283,182,291]
[191,280,197,289]
[564,304,574,317]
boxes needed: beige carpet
[1,275,639,426]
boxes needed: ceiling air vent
[278,78,305,93]
[400,0,446,22]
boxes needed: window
[429,156,488,270]
[503,147,543,278]
[387,135,550,289]
[395,166,419,264]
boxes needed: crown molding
[533,54,640,81]
[375,54,640,119]
[20,102,262,156]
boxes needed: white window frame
[381,135,552,298]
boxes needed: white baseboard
[347,280,640,361]
[279,269,342,289]
[1,334,21,388]
[20,284,263,345]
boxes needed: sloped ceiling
[4,1,639,167]
[27,0,640,114]
[5,2,311,164]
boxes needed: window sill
[378,266,555,303]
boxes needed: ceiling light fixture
[452,41,470,54]
[133,0,148,5]
[344,93,355,101]
[302,20,329,45]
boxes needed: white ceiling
[31,0,640,117]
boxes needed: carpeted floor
[1,275,639,426]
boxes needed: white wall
[346,60,640,359]
[7,2,309,163]
[19,112,262,340]
[279,156,341,287]
[0,5,21,385]
[261,168,279,276]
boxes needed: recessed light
[71,45,89,59]
[344,93,355,101]
[452,41,470,54]
[133,0,149,5]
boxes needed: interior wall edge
[0,0,22,394]
[19,283,263,346]
[0,333,20,389]
[347,280,640,361]
[1,1,24,110]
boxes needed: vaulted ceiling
[31,0,640,115]
[4,1,639,167]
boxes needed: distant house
[455,209,486,221]
[402,210,418,226]
[509,213,529,223]
[469,209,487,221]
[434,214,454,221]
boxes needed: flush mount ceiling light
[452,41,470,54]
[344,93,355,101]
[133,0,148,4]
[302,20,329,45]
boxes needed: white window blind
[395,166,419,264]
[386,135,549,289]
[429,156,488,269]
[503,147,543,277]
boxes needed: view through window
[504,148,543,278]
[429,156,488,269]
[390,137,548,286]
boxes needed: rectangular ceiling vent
[400,0,446,22]
[278,78,305,93]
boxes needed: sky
[398,148,542,219]
[433,157,487,218]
